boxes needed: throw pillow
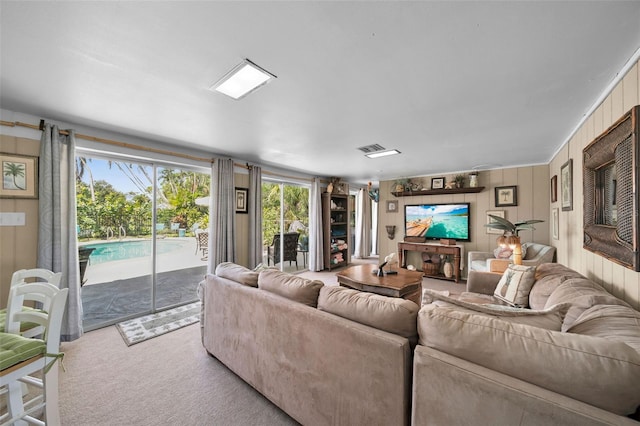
[493,264,536,307]
[493,246,512,259]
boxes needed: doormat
[116,301,201,346]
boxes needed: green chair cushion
[0,307,43,333]
[0,332,46,371]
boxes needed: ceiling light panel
[210,59,276,100]
[365,149,401,158]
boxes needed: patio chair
[0,269,62,338]
[195,229,208,260]
[267,232,300,269]
[0,280,68,425]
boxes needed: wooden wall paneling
[531,165,550,245]
[623,62,639,109]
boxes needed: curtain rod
[1,119,318,183]
[1,119,213,163]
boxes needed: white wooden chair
[1,269,62,338]
[0,281,68,426]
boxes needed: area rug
[116,301,201,346]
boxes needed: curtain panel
[37,124,82,342]
[354,188,372,258]
[248,165,262,268]
[208,158,236,272]
[308,178,324,271]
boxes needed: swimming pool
[83,239,188,265]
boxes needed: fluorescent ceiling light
[210,59,276,100]
[365,149,401,158]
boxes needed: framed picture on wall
[561,159,573,211]
[235,187,248,214]
[552,208,559,240]
[550,175,558,203]
[386,200,398,213]
[495,185,517,207]
[486,210,505,234]
[431,177,445,189]
[0,153,38,199]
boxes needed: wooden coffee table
[335,264,424,305]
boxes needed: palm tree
[3,161,25,190]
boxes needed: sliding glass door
[76,153,209,330]
[262,181,309,273]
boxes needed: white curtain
[208,158,236,272]
[248,165,262,268]
[308,178,324,271]
[37,123,82,342]
[354,188,372,258]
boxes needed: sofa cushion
[417,306,640,415]
[544,278,631,331]
[528,263,585,309]
[215,262,259,287]
[258,269,323,307]
[567,304,640,353]
[318,286,418,342]
[493,264,536,307]
[422,289,569,330]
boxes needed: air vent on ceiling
[357,144,386,153]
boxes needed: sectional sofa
[199,262,640,425]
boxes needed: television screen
[404,202,470,242]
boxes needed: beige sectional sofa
[413,263,640,425]
[198,263,419,426]
[200,262,640,425]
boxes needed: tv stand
[397,241,462,283]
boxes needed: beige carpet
[58,259,465,425]
[58,324,298,425]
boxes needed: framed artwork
[552,208,559,240]
[386,200,398,213]
[0,153,38,199]
[495,185,517,207]
[561,159,573,211]
[486,210,505,234]
[431,177,445,189]
[550,175,557,203]
[235,187,248,214]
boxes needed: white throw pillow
[493,264,536,307]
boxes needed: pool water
[83,239,188,265]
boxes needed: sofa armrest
[412,346,637,426]
[466,271,501,295]
[486,258,511,273]
[468,251,493,263]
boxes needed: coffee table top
[335,264,423,296]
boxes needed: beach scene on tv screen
[405,204,469,240]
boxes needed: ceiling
[2,1,640,185]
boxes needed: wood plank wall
[378,165,550,276]
[0,135,40,308]
[550,60,640,310]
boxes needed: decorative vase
[443,261,454,278]
[327,182,334,194]
[469,173,478,188]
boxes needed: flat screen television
[404,202,470,242]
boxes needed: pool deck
[80,237,308,330]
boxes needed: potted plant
[454,174,466,188]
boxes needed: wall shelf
[391,187,484,197]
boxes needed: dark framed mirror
[583,105,639,271]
